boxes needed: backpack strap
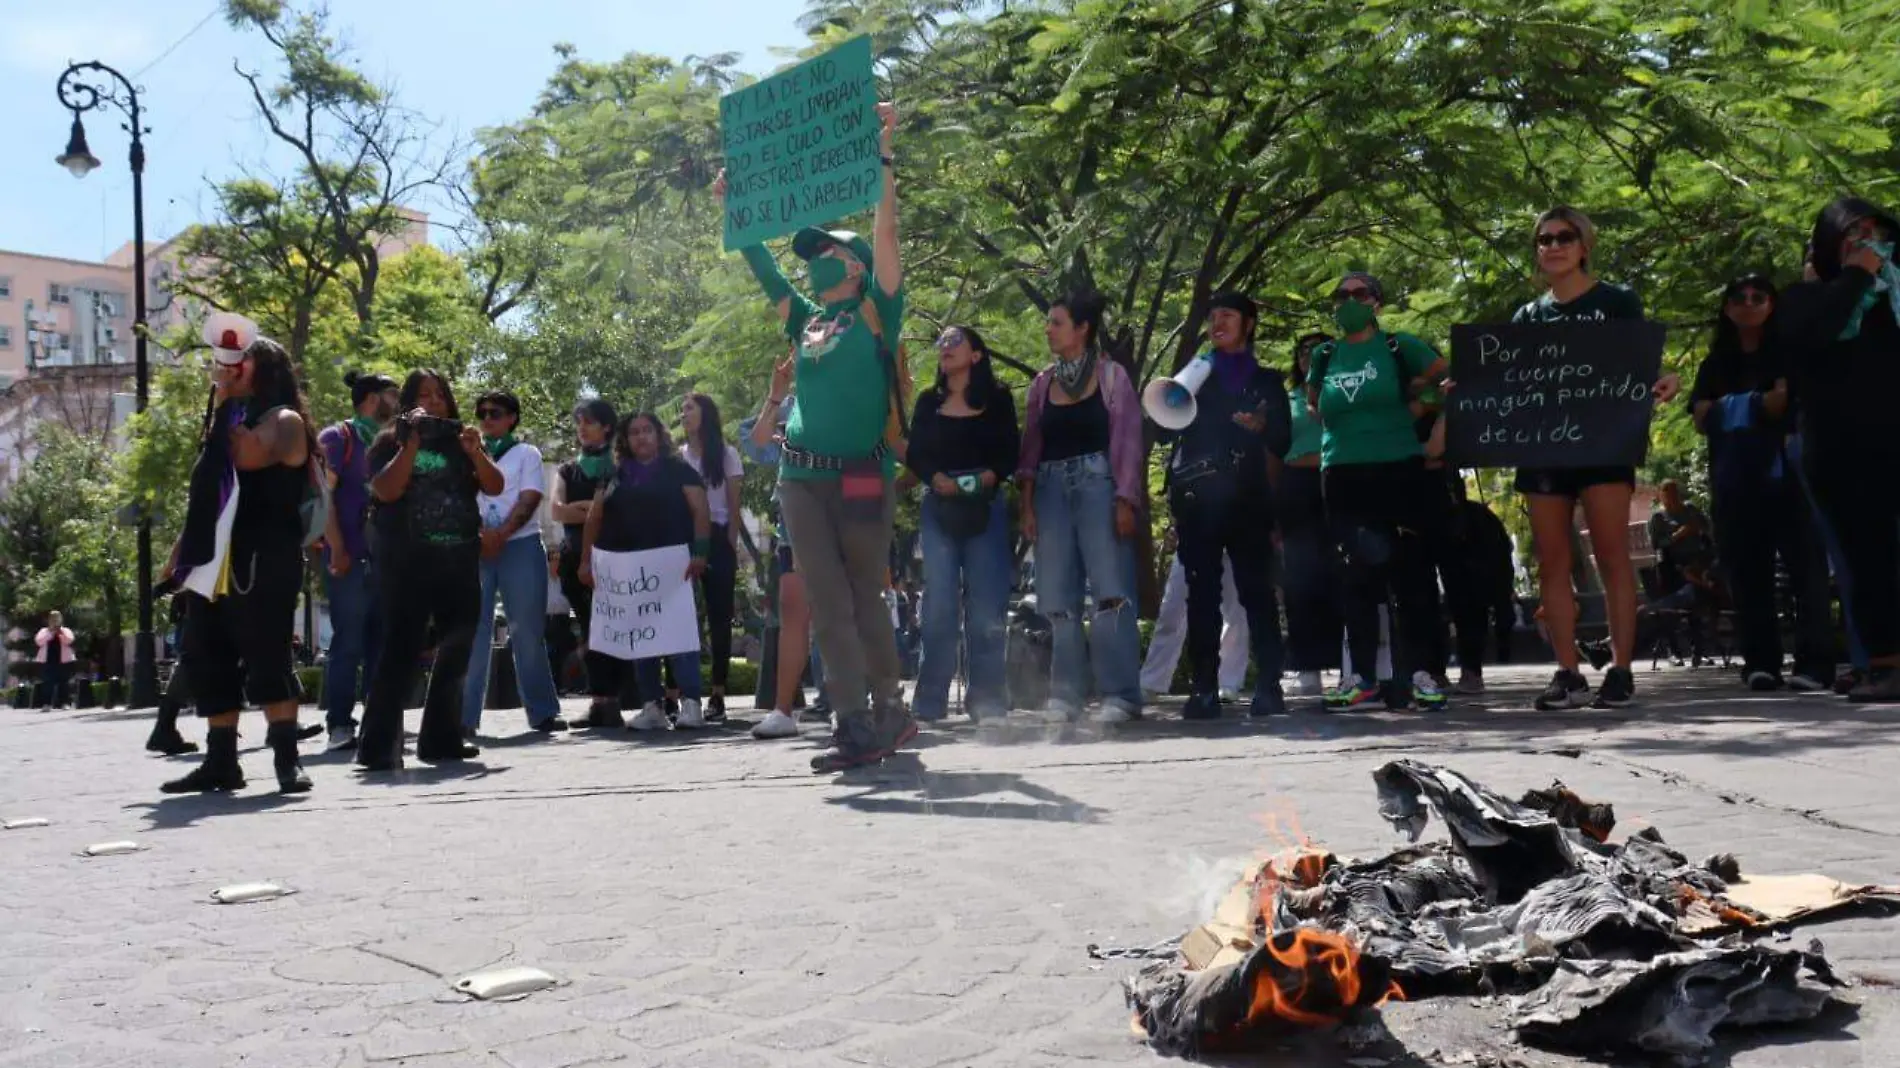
[857,295,912,447]
[1304,341,1337,412]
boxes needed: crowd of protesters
[119,101,1896,795]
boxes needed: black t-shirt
[230,403,308,553]
[593,457,703,553]
[367,434,481,548]
[557,456,612,549]
[904,390,1021,486]
[1512,282,1645,325]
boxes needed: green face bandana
[483,432,517,458]
[350,415,378,445]
[1333,300,1377,334]
[809,256,851,294]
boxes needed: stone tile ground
[1,665,1896,1067]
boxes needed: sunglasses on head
[1536,230,1581,249]
[1726,290,1771,307]
[1331,286,1376,303]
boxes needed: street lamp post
[56,60,159,709]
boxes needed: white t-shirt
[680,443,744,526]
[479,442,548,541]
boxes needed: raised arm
[230,408,308,472]
[873,102,900,299]
[459,426,506,496]
[370,428,419,503]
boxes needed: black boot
[160,726,245,794]
[266,721,313,794]
[145,701,199,756]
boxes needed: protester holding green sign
[714,95,915,774]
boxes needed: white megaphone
[1142,353,1214,431]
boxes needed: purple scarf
[1211,348,1257,393]
[618,456,661,486]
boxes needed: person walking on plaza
[1306,271,1450,713]
[1019,290,1146,724]
[33,611,75,711]
[553,399,618,724]
[1140,549,1248,702]
[1779,196,1900,702]
[161,316,318,795]
[716,100,918,771]
[1511,207,1679,710]
[462,390,569,736]
[355,370,505,772]
[1154,291,1292,719]
[904,325,1021,723]
[315,370,397,751]
[679,393,744,722]
[578,412,712,731]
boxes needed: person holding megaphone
[1149,291,1293,719]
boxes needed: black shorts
[1513,465,1636,498]
[183,541,305,716]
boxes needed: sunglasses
[936,330,967,351]
[476,407,512,420]
[1536,230,1582,249]
[1331,286,1377,304]
[1726,290,1771,307]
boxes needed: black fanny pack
[935,469,995,541]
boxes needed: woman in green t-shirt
[1511,206,1679,712]
[1278,332,1341,696]
[1305,272,1449,713]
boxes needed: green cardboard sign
[720,35,880,251]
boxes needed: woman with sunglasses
[1306,272,1450,712]
[903,325,1021,723]
[1689,274,1833,692]
[1279,332,1343,697]
[1511,206,1679,711]
[1779,196,1900,702]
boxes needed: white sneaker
[1091,702,1137,725]
[1039,699,1080,724]
[326,725,357,752]
[1286,671,1323,697]
[751,709,800,739]
[1217,688,1241,703]
[627,703,670,731]
[674,698,707,730]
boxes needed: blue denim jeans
[322,556,382,728]
[636,651,702,704]
[914,494,1013,719]
[1034,452,1142,712]
[463,536,562,728]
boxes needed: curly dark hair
[614,411,675,464]
[242,335,319,459]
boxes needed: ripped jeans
[1034,452,1142,714]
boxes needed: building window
[0,326,11,348]
[0,276,12,298]
[48,283,72,305]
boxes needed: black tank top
[1039,388,1109,464]
[232,406,307,551]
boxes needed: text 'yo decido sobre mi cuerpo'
[719,35,880,250]
[1445,320,1666,470]
[589,546,701,662]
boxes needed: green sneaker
[1411,671,1449,712]
[1323,675,1381,712]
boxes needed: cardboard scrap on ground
[1680,873,1900,935]
[1180,848,1336,971]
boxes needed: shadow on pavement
[354,761,510,786]
[824,755,1104,823]
[127,791,308,829]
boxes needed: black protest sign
[1445,320,1665,469]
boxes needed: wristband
[692,537,712,559]
[880,154,894,167]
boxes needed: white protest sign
[588,546,702,661]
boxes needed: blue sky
[0,0,810,262]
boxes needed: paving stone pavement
[1,664,1897,1068]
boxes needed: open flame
[1230,808,1404,1032]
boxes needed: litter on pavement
[1123,759,1895,1065]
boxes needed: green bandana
[350,415,379,446]
[575,446,613,480]
[483,432,517,458]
